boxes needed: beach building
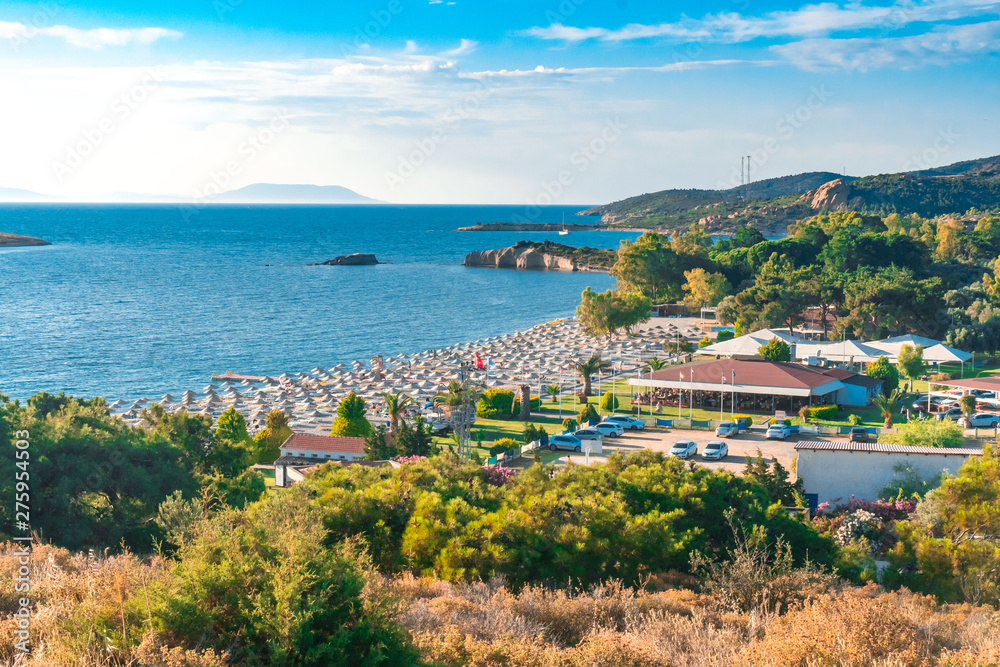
[699,329,974,375]
[627,358,880,414]
[274,432,367,487]
[795,440,981,506]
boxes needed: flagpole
[720,375,724,422]
[690,370,694,420]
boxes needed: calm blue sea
[0,205,638,401]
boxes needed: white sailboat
[558,212,570,235]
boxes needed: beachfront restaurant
[627,358,872,416]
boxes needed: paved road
[554,426,832,473]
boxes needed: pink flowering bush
[482,465,516,486]
[814,496,916,522]
[814,497,914,558]
[396,455,427,465]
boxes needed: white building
[274,432,367,487]
[795,440,981,506]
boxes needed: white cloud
[0,21,181,48]
[441,38,478,56]
[524,0,1000,43]
[772,18,1000,70]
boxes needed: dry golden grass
[5,544,1000,667]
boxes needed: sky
[0,0,998,204]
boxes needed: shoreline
[105,315,706,433]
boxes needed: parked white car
[573,427,604,443]
[961,413,1000,429]
[715,422,739,437]
[670,440,698,459]
[701,440,729,460]
[593,422,625,437]
[765,423,791,440]
[605,415,645,430]
[548,434,583,452]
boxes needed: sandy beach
[110,316,714,434]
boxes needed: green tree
[647,356,665,370]
[210,407,255,478]
[578,402,599,425]
[600,392,619,414]
[872,389,900,429]
[716,330,735,342]
[575,355,602,397]
[152,489,422,666]
[330,391,374,438]
[734,253,810,333]
[142,403,214,473]
[881,418,964,448]
[252,409,293,464]
[887,446,1000,603]
[866,355,900,397]
[392,415,434,457]
[983,256,1000,305]
[757,337,791,362]
[1,394,198,552]
[576,287,651,337]
[682,268,731,309]
[364,425,396,460]
[381,391,413,432]
[959,394,978,419]
[698,336,713,348]
[896,344,926,384]
[545,383,561,405]
[611,231,681,302]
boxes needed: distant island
[0,232,50,247]
[456,222,608,232]
[581,155,1000,236]
[463,240,616,272]
[0,183,381,204]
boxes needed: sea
[0,205,640,402]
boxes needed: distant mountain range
[581,155,1000,236]
[0,183,381,204]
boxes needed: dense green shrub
[561,418,579,431]
[305,452,834,587]
[848,414,862,426]
[716,329,735,342]
[808,405,840,420]
[489,438,519,457]
[475,401,498,419]
[599,393,619,412]
[578,403,599,425]
[733,414,754,427]
[477,389,518,417]
[151,488,421,666]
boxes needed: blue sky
[1,0,998,203]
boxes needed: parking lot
[554,425,830,473]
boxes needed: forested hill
[583,155,1000,236]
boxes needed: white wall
[797,449,973,504]
[836,384,870,407]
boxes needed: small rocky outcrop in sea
[309,253,379,266]
[463,240,604,272]
[0,232,51,247]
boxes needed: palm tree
[434,381,481,417]
[381,391,413,432]
[871,389,900,429]
[576,355,602,397]
[645,356,665,373]
[545,383,560,406]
